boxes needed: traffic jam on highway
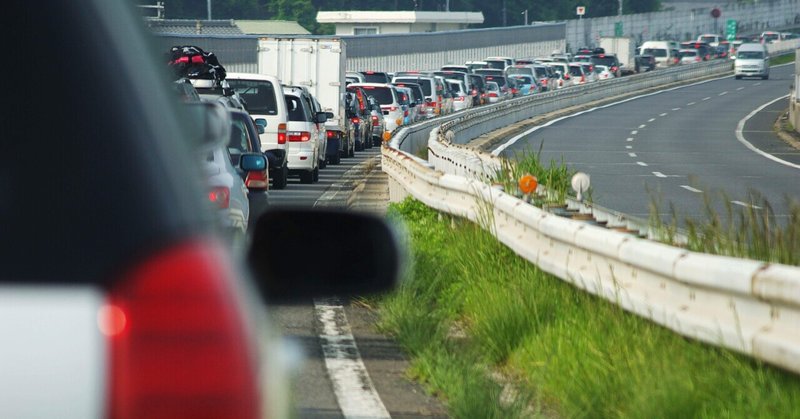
[182,29,777,243]
[6,0,799,416]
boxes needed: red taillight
[350,117,359,124]
[208,186,230,209]
[371,115,379,126]
[611,66,618,72]
[563,74,570,80]
[277,122,287,145]
[695,56,701,62]
[326,130,336,139]
[404,110,409,117]
[107,240,259,419]
[288,131,311,142]
[510,90,517,95]
[245,170,269,190]
[488,92,498,97]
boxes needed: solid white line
[719,91,728,96]
[653,171,667,178]
[735,95,800,170]
[639,124,647,128]
[648,118,656,122]
[659,113,668,117]
[315,300,391,419]
[681,185,703,193]
[491,72,741,156]
[731,200,763,210]
[637,161,648,166]
[672,107,681,111]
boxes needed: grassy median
[380,198,800,418]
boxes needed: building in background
[316,11,484,35]
[235,20,310,35]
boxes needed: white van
[734,43,769,80]
[638,41,678,68]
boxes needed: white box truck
[599,36,636,75]
[257,37,349,163]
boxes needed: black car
[590,53,622,77]
[635,53,657,72]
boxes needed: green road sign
[726,19,737,41]
[614,21,623,37]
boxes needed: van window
[643,48,667,57]
[228,79,279,115]
[394,78,432,96]
[359,86,395,105]
[738,51,764,59]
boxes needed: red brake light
[288,131,311,142]
[107,240,259,419]
[208,186,230,209]
[350,117,360,124]
[371,115,379,125]
[277,123,287,145]
[326,130,336,138]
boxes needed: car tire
[300,170,313,184]
[273,165,288,190]
[355,139,364,152]
[373,136,381,147]
[312,167,319,182]
[348,143,354,157]
[330,153,341,165]
[319,156,327,169]
[763,74,769,80]
[365,136,373,149]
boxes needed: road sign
[614,21,623,37]
[576,6,585,16]
[726,19,737,41]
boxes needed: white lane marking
[639,124,647,128]
[491,71,746,155]
[736,87,745,91]
[731,200,763,210]
[687,102,696,106]
[653,172,667,178]
[672,107,681,111]
[719,91,728,96]
[637,161,648,166]
[648,118,656,122]
[735,94,800,170]
[659,113,668,117]
[754,82,762,86]
[631,130,638,135]
[702,97,711,101]
[315,300,392,419]
[626,145,633,149]
[681,185,703,193]
[626,137,634,142]
[628,152,637,157]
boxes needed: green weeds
[381,198,800,418]
[492,143,578,206]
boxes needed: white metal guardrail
[384,40,800,374]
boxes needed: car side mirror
[240,152,267,171]
[315,112,328,123]
[248,208,404,302]
[326,112,334,119]
[425,97,433,103]
[256,124,265,135]
[409,102,416,108]
[255,118,267,128]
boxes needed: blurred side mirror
[240,153,267,171]
[325,112,335,119]
[256,124,265,135]
[315,112,328,124]
[254,118,267,128]
[248,209,404,302]
[425,97,433,103]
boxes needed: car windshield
[510,76,533,85]
[362,73,389,83]
[591,56,616,66]
[643,48,667,57]
[394,78,432,96]
[680,50,697,57]
[485,60,506,70]
[359,86,395,104]
[484,75,506,87]
[227,79,279,115]
[569,66,583,76]
[738,51,764,59]
[699,36,716,43]
[534,67,548,77]
[506,67,532,76]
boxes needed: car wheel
[319,156,327,169]
[300,170,313,184]
[373,136,381,147]
[365,136,373,149]
[273,165,288,190]
[735,75,742,80]
[330,153,341,165]
[348,143,354,157]
[312,166,319,182]
[763,74,769,80]
[355,138,364,152]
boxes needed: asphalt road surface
[495,63,800,224]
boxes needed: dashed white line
[653,172,667,178]
[626,145,633,149]
[628,152,637,157]
[687,102,696,106]
[681,185,703,193]
[702,97,711,101]
[636,161,648,166]
[719,91,728,96]
[648,118,656,122]
[731,200,763,210]
[672,107,681,111]
[736,87,745,91]
[315,299,392,419]
[659,113,668,117]
[631,130,638,135]
[626,137,634,142]
[754,82,762,86]
[638,124,647,129]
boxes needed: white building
[316,11,484,35]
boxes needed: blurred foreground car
[1,2,402,419]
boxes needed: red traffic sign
[711,7,721,18]
[576,6,586,16]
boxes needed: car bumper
[735,67,767,77]
[287,150,315,170]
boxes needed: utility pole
[207,0,212,20]
[445,0,450,12]
[522,9,528,25]
[502,0,507,26]
[618,0,623,16]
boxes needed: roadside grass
[650,189,800,266]
[492,144,577,206]
[770,53,795,66]
[380,198,800,418]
